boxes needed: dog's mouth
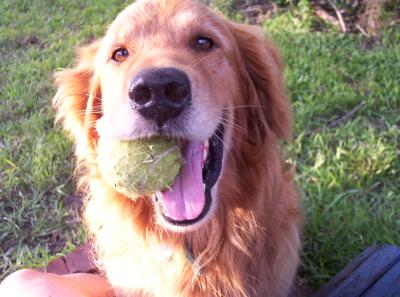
[154,124,224,227]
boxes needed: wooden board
[314,244,400,297]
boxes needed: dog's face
[94,0,242,232]
[96,0,238,142]
[55,0,291,233]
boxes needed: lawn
[1,0,399,289]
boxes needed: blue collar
[184,241,204,276]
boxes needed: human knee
[7,269,42,281]
[0,269,42,295]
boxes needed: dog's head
[54,0,291,233]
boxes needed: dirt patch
[238,2,278,24]
[290,277,315,297]
[64,193,84,215]
[15,34,44,49]
[224,0,399,37]
[0,34,45,61]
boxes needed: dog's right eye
[111,48,129,62]
[193,36,214,51]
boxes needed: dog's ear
[227,22,292,141]
[53,39,102,156]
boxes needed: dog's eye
[111,48,129,62]
[193,36,214,51]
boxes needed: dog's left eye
[111,48,129,62]
[193,36,214,51]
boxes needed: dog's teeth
[203,140,209,162]
[203,183,206,191]
[155,191,164,201]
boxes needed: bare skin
[0,269,115,297]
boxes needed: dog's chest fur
[103,242,196,297]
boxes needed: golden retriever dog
[52,0,301,296]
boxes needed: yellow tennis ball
[97,137,182,200]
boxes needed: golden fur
[53,0,301,296]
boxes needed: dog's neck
[152,242,174,262]
[153,240,203,276]
[184,240,204,276]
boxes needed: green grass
[269,28,400,286]
[1,0,399,290]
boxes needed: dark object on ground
[290,277,315,297]
[314,244,400,297]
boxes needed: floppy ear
[227,22,292,141]
[53,40,102,156]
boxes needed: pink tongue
[160,142,205,221]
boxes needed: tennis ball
[97,137,182,200]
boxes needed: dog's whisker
[73,25,109,29]
[45,112,103,122]
[220,105,267,110]
[214,0,234,10]
[220,124,250,142]
[190,55,211,67]
[220,118,248,135]
[212,132,229,152]
[61,110,103,116]
[71,108,103,112]
[70,92,103,101]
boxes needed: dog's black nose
[129,67,191,126]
